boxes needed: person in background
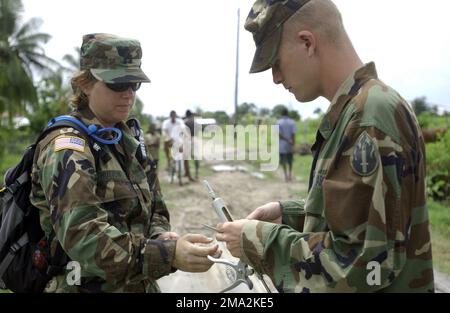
[277,107,297,182]
[144,123,161,170]
[161,111,185,171]
[183,109,200,181]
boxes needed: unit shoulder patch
[54,136,85,153]
[350,131,379,177]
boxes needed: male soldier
[216,0,434,292]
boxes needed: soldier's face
[86,81,136,127]
[272,29,321,102]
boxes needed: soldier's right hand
[172,234,220,272]
[246,202,282,224]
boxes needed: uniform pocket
[95,170,136,202]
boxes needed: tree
[202,110,230,125]
[0,0,58,126]
[27,68,73,134]
[212,111,230,125]
[235,102,256,117]
[129,97,155,131]
[258,107,271,117]
[62,47,81,73]
[411,96,430,116]
[271,104,288,118]
[288,110,300,121]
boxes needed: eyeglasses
[105,82,141,92]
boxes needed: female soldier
[30,33,218,292]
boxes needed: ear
[80,83,94,96]
[297,30,316,57]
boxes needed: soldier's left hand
[215,219,249,258]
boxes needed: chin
[117,112,131,120]
[295,92,319,103]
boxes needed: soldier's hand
[157,232,180,240]
[215,219,248,258]
[172,234,220,272]
[246,202,282,224]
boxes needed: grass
[292,155,313,181]
[428,200,450,274]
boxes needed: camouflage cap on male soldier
[245,0,311,73]
[80,33,150,83]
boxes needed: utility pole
[234,8,240,128]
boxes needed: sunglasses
[105,82,141,92]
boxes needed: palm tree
[62,47,81,73]
[0,0,58,126]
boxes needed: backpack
[0,115,123,293]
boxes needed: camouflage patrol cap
[80,33,150,83]
[245,0,311,73]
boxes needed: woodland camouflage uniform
[240,0,434,293]
[30,34,174,293]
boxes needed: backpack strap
[3,171,29,197]
[38,117,112,171]
[126,118,148,165]
[0,233,29,288]
[33,117,116,273]
[45,232,68,277]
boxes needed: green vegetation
[292,155,313,198]
[426,130,450,201]
[429,200,450,274]
[0,0,58,127]
[0,128,32,180]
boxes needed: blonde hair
[284,0,348,47]
[69,70,97,110]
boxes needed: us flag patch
[54,136,85,152]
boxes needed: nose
[272,65,283,85]
[122,87,134,98]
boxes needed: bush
[426,130,450,201]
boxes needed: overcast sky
[21,0,450,119]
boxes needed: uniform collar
[318,62,378,140]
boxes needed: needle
[201,223,221,233]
